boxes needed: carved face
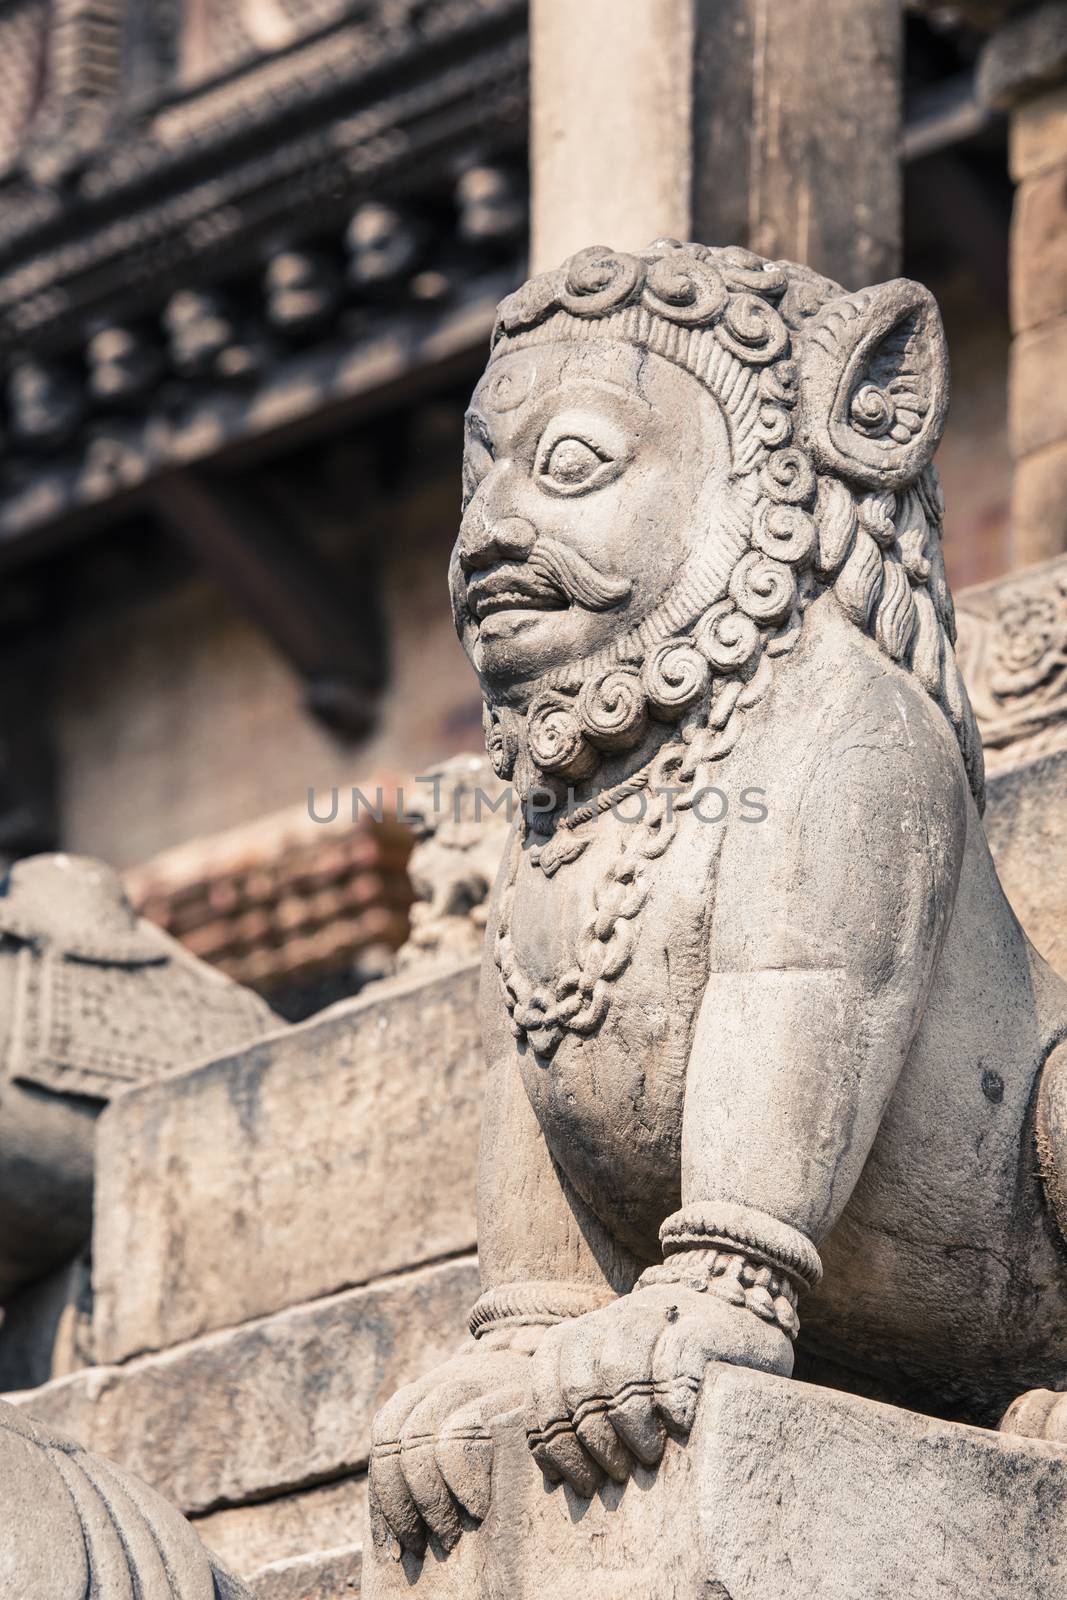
[450,342,734,698]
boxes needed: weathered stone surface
[1010,440,1067,565]
[93,962,482,1362]
[1011,81,1067,180]
[12,1258,477,1517]
[252,1545,363,1600]
[364,1369,1067,1600]
[371,240,1067,1562]
[195,1476,367,1576]
[1011,312,1067,457]
[1011,164,1067,333]
[955,552,1067,761]
[0,1398,253,1600]
[984,749,1067,979]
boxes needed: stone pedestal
[363,1367,1067,1600]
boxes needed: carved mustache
[466,538,633,621]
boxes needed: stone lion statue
[397,753,513,972]
[0,854,279,1302]
[368,240,1067,1556]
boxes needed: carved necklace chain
[495,670,755,1060]
[494,585,812,1059]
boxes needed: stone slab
[11,1257,477,1517]
[363,1367,1067,1600]
[93,960,483,1362]
[252,1545,363,1600]
[195,1476,367,1576]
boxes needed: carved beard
[477,481,800,810]
[482,566,778,809]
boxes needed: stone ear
[798,278,949,491]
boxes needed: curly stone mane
[481,241,984,814]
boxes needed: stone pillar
[980,3,1067,565]
[530,0,902,287]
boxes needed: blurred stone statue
[0,854,279,1304]
[398,754,513,971]
[368,240,1067,1556]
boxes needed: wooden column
[981,4,1067,565]
[530,0,902,288]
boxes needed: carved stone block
[93,962,482,1362]
[252,1544,363,1600]
[956,553,1067,765]
[12,1257,478,1518]
[398,756,513,972]
[363,1368,1067,1600]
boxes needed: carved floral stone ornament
[369,243,1067,1565]
[956,560,1067,760]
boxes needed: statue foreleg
[369,1037,641,1553]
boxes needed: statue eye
[540,436,608,486]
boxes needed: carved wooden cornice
[0,0,529,549]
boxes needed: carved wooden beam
[0,271,510,557]
[149,468,388,738]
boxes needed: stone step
[362,1366,1067,1600]
[10,1255,477,1518]
[250,1544,363,1600]
[193,1475,367,1578]
[92,960,483,1363]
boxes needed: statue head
[450,241,983,807]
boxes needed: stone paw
[368,1339,533,1555]
[526,1283,793,1496]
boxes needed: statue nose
[459,514,536,573]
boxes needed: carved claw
[368,1346,533,1554]
[526,1286,793,1495]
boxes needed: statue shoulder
[767,599,971,799]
